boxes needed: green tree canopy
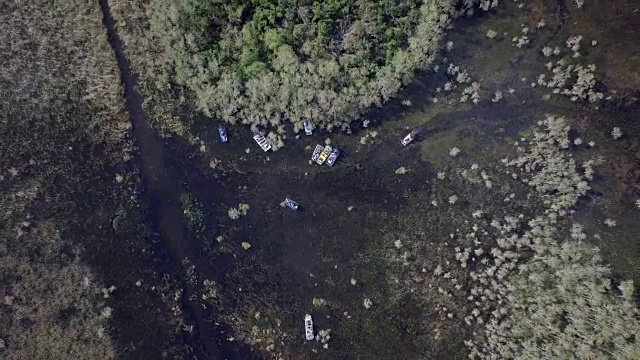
[151,0,455,132]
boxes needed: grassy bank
[0,0,183,358]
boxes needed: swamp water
[99,0,640,358]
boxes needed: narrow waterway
[98,0,222,357]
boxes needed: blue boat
[326,148,341,166]
[284,197,299,210]
[218,126,229,143]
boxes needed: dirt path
[98,1,222,357]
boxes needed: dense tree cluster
[150,0,455,132]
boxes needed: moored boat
[316,145,332,165]
[326,148,341,166]
[218,126,228,143]
[285,197,299,210]
[253,133,272,151]
[311,144,324,162]
[401,129,419,146]
[304,314,314,341]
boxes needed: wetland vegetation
[1,0,639,359]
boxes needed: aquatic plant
[461,82,481,104]
[202,280,218,300]
[228,203,250,219]
[612,127,623,140]
[465,219,640,360]
[228,208,241,220]
[537,37,605,103]
[312,298,329,308]
[316,328,332,348]
[459,0,498,15]
[512,35,530,48]
[446,41,455,51]
[427,116,640,359]
[491,90,503,103]
[506,115,591,213]
[181,193,204,229]
[566,35,583,52]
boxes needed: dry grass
[109,0,189,137]
[0,0,132,358]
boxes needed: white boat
[311,144,323,162]
[304,119,313,135]
[253,133,272,152]
[304,314,314,341]
[401,129,419,146]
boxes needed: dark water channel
[98,1,243,358]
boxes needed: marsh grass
[0,0,183,358]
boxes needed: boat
[304,314,314,341]
[303,119,313,135]
[285,197,299,210]
[316,145,332,165]
[311,144,324,162]
[401,129,419,146]
[253,133,272,152]
[218,126,228,143]
[326,148,341,166]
